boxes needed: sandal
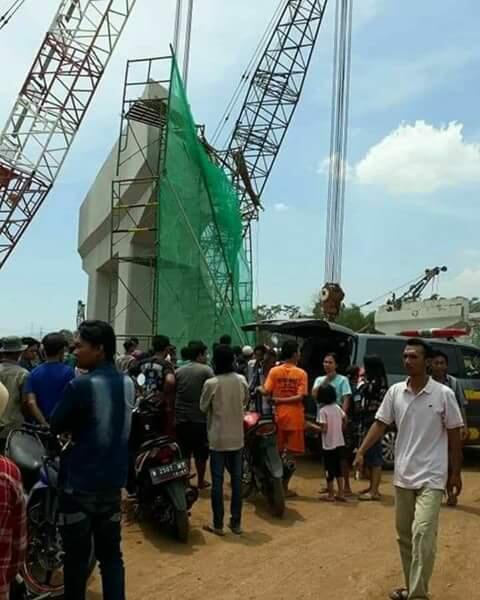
[319,495,336,502]
[359,492,381,501]
[203,524,226,537]
[335,495,347,502]
[389,588,408,600]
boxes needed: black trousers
[323,446,345,482]
[58,490,125,600]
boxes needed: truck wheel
[382,431,396,470]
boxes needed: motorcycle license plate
[149,460,189,485]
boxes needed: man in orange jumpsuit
[261,340,308,497]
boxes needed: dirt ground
[87,450,480,600]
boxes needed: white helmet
[242,345,254,358]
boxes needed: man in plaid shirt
[0,381,27,600]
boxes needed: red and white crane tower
[0,0,136,269]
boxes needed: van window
[365,338,405,375]
[430,343,460,377]
[460,346,480,379]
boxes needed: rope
[0,0,26,31]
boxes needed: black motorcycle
[130,400,198,542]
[6,424,94,599]
[241,411,286,517]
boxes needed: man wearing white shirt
[354,338,463,600]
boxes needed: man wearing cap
[236,345,253,379]
[0,381,27,600]
[18,337,40,372]
[0,337,29,451]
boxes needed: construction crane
[0,0,136,269]
[0,0,328,277]
[223,0,328,233]
[385,266,448,312]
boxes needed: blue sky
[0,0,478,336]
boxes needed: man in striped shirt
[0,381,27,600]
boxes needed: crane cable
[211,0,287,147]
[182,0,193,88]
[325,0,353,285]
[0,0,26,31]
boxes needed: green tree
[252,304,304,345]
[254,304,303,321]
[312,298,375,332]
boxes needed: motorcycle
[241,411,286,517]
[130,398,198,542]
[5,423,95,599]
[9,574,51,600]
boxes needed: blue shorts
[365,440,383,467]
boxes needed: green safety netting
[156,57,253,350]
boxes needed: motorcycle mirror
[137,373,146,387]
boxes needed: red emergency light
[397,328,469,339]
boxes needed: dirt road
[87,453,480,600]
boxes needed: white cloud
[353,46,480,114]
[354,121,480,195]
[273,202,289,212]
[440,268,480,300]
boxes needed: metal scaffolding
[108,55,171,346]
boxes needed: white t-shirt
[318,404,345,450]
[375,377,464,490]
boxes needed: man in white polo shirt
[354,338,463,600]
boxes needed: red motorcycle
[130,399,198,542]
[241,411,286,517]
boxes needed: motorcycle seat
[7,430,44,474]
[139,435,170,451]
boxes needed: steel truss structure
[224,0,328,229]
[0,0,136,268]
[221,0,328,325]
[108,56,171,345]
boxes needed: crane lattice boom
[224,0,328,229]
[0,0,136,268]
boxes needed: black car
[243,319,480,469]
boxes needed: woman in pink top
[311,384,347,502]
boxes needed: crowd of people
[0,323,466,600]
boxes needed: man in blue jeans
[50,321,135,600]
[200,344,249,536]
